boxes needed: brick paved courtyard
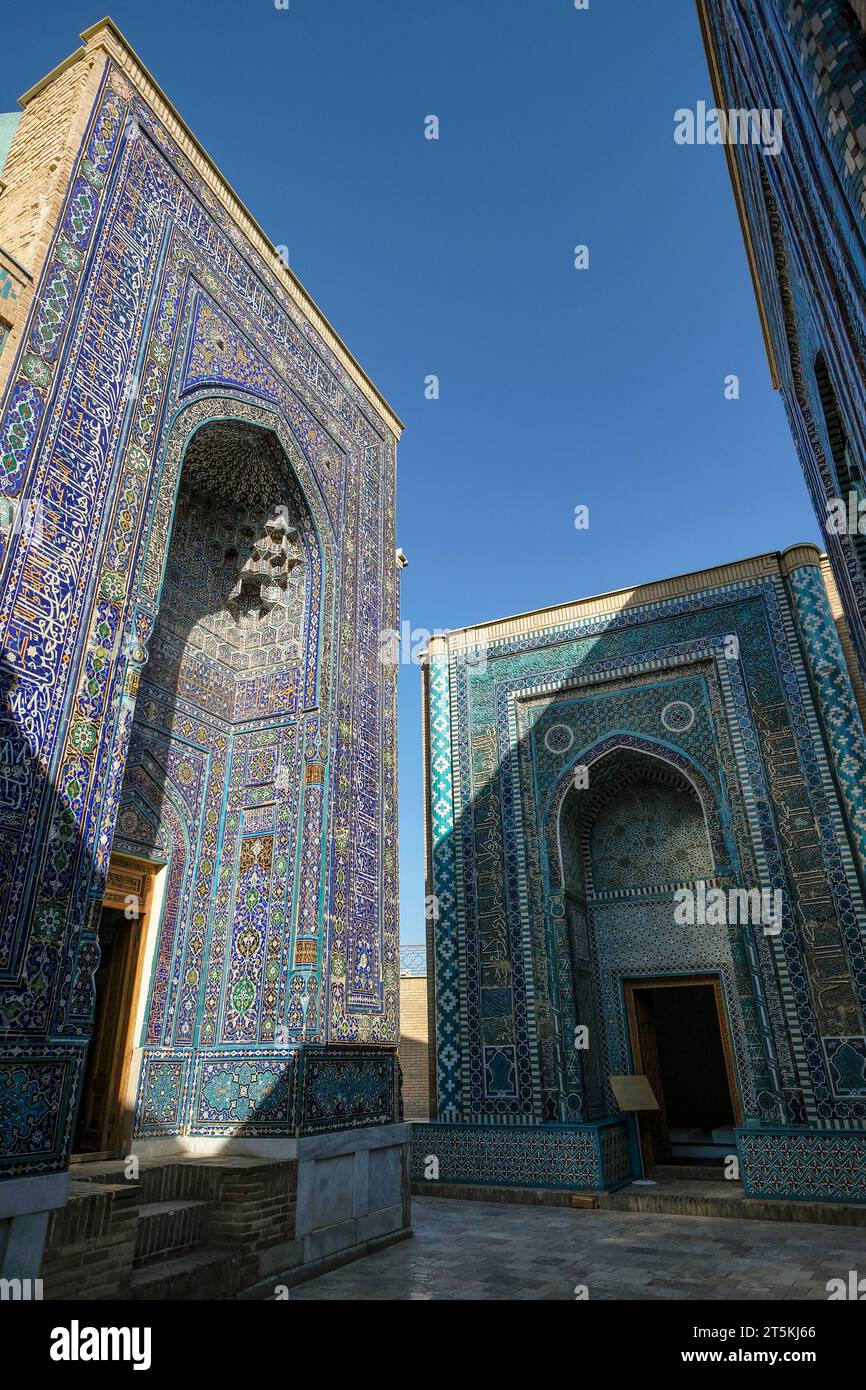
[290,1196,866,1301]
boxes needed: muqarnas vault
[419,549,866,1203]
[0,19,405,1280]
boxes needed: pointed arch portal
[547,738,746,1156]
[78,403,333,1152]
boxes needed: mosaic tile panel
[294,1045,399,1135]
[0,1055,76,1168]
[137,1056,187,1133]
[192,1056,294,1133]
[738,1126,866,1203]
[409,1120,633,1192]
[425,562,866,1200]
[701,0,866,676]
[0,55,400,1178]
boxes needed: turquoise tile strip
[788,562,866,882]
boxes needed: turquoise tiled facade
[699,1,866,677]
[420,551,866,1200]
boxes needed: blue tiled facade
[698,0,866,677]
[420,551,866,1200]
[0,37,401,1194]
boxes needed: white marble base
[0,1172,70,1281]
[293,1123,410,1268]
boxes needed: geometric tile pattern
[409,1120,633,1192]
[701,0,866,679]
[295,1045,399,1135]
[195,1058,294,1131]
[425,560,866,1197]
[426,653,462,1119]
[738,1126,866,1203]
[134,1045,400,1138]
[0,1056,72,1163]
[0,58,400,1177]
[585,775,713,892]
[138,1057,186,1131]
[788,564,866,874]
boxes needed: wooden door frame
[84,853,159,1155]
[623,974,743,1167]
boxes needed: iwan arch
[0,20,406,1291]
[419,550,866,1200]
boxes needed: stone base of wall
[411,1122,866,1204]
[410,1119,634,1192]
[737,1125,866,1204]
[292,1123,410,1271]
[411,1180,600,1210]
[40,1124,410,1299]
[0,1171,70,1284]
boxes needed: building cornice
[20,17,404,438]
[695,0,781,391]
[426,546,822,655]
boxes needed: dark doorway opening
[74,907,138,1155]
[625,977,740,1168]
[73,856,156,1156]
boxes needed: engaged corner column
[781,543,866,886]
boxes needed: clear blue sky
[4,2,820,946]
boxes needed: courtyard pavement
[290,1195,866,1300]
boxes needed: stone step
[69,1157,223,1204]
[710,1127,737,1145]
[670,1143,732,1160]
[134,1198,210,1268]
[599,1179,866,1227]
[650,1163,726,1183]
[68,1159,129,1185]
[410,1180,598,1210]
[134,1162,222,1205]
[130,1247,240,1301]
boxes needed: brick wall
[41,1181,139,1301]
[0,47,104,398]
[208,1160,299,1290]
[0,55,96,268]
[400,975,430,1120]
[40,1157,301,1300]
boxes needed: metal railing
[399,944,427,977]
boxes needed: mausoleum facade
[698,0,866,678]
[419,548,866,1203]
[0,20,406,1287]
